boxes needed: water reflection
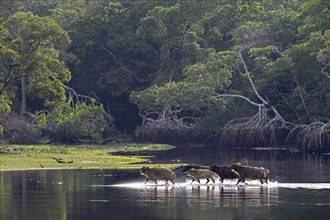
[1,148,330,220]
[112,184,282,220]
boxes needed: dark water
[1,147,330,220]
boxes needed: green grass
[0,144,177,171]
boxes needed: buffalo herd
[139,163,270,185]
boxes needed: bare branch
[238,50,269,106]
[100,44,133,82]
[139,108,197,130]
[321,62,330,78]
[279,93,300,120]
[213,93,263,107]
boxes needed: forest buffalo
[139,166,175,185]
[184,168,218,184]
[177,164,210,172]
[230,163,270,185]
[210,165,240,183]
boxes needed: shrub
[35,101,109,143]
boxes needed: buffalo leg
[144,179,149,184]
[241,175,249,185]
[237,176,247,185]
[242,178,248,185]
[265,177,268,184]
[206,178,210,184]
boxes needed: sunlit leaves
[309,30,330,78]
[35,101,107,141]
[131,50,233,113]
[50,0,85,28]
[199,4,237,48]
[248,45,277,69]
[8,11,70,49]
[1,11,71,109]
[298,0,330,36]
[0,94,12,116]
[184,52,232,88]
[138,15,167,41]
[233,21,275,48]
[130,81,214,112]
[131,0,329,131]
[26,51,71,106]
[2,0,329,139]
[136,0,217,84]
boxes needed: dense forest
[0,0,329,150]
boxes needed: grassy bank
[0,144,177,171]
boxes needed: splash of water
[268,182,330,189]
[93,180,330,190]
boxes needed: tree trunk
[20,77,27,114]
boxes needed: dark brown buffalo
[210,165,240,183]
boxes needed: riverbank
[0,144,178,171]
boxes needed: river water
[0,146,330,220]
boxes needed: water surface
[1,147,329,220]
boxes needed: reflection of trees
[230,186,279,219]
[0,170,105,220]
[0,171,67,220]
[0,172,15,219]
[140,186,177,219]
[181,185,279,219]
[0,165,328,220]
[155,146,329,164]
[134,185,279,219]
[159,147,329,183]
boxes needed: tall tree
[0,11,71,112]
[130,0,329,149]
[67,1,162,130]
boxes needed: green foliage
[0,95,12,116]
[1,0,329,148]
[298,0,330,35]
[130,51,232,113]
[0,10,71,113]
[35,101,107,142]
[130,0,329,145]
[50,0,86,28]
